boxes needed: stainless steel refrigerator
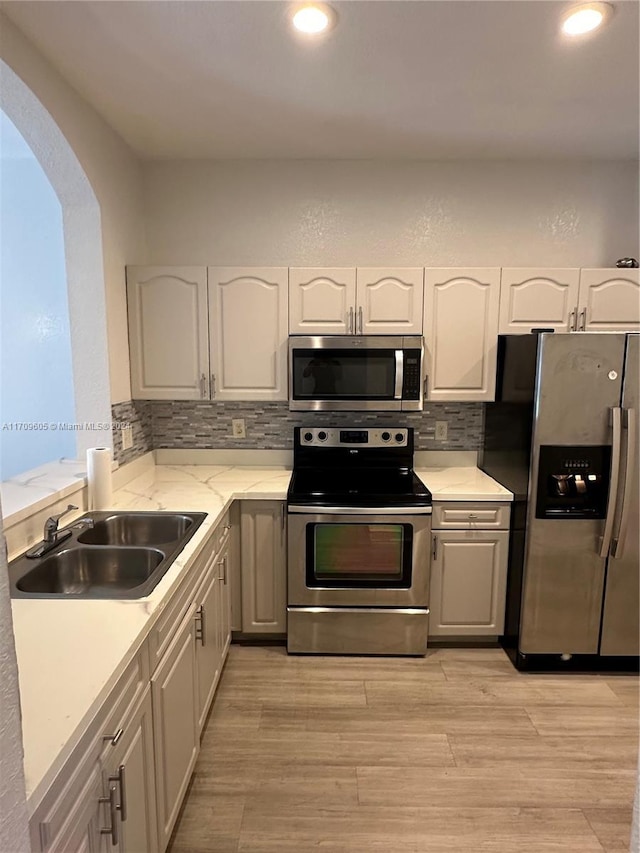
[481,333,639,671]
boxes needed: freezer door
[601,334,639,656]
[520,334,626,655]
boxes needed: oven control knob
[318,431,328,441]
[303,432,313,442]
[381,431,391,441]
[395,432,404,443]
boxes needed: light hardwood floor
[168,645,639,853]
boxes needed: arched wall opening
[0,58,112,479]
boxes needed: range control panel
[299,428,409,448]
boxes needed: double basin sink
[9,511,207,599]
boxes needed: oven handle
[287,505,432,515]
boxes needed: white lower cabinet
[429,503,510,638]
[151,602,199,851]
[46,768,103,853]
[240,501,287,633]
[102,688,158,853]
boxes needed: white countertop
[11,460,511,814]
[416,466,513,502]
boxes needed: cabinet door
[46,768,103,853]
[429,529,509,637]
[208,267,288,400]
[240,501,287,633]
[151,604,199,852]
[289,268,356,334]
[194,562,222,735]
[498,268,580,334]
[424,269,500,401]
[578,269,640,331]
[356,268,424,334]
[126,267,209,400]
[104,688,158,853]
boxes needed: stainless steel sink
[9,510,207,599]
[77,513,194,546]
[15,547,165,595]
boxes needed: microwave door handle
[612,407,636,558]
[599,407,622,558]
[394,351,404,399]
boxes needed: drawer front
[148,515,230,673]
[432,502,511,530]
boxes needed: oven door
[287,508,431,607]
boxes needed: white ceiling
[3,0,639,160]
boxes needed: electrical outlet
[232,418,246,438]
[435,421,448,441]
[121,425,133,450]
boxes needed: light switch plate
[435,421,448,441]
[232,418,246,438]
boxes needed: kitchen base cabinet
[103,687,158,853]
[429,503,510,638]
[151,603,199,852]
[240,501,287,633]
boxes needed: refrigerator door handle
[611,407,636,559]
[599,407,622,558]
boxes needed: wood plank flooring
[168,645,639,853]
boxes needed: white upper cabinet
[289,268,357,334]
[424,268,500,402]
[356,268,424,334]
[498,268,580,334]
[289,267,423,335]
[208,267,288,401]
[578,269,640,331]
[127,267,209,399]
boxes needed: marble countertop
[416,466,514,502]
[12,463,291,815]
[11,460,511,815]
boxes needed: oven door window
[306,522,413,588]
[291,348,397,401]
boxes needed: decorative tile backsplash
[111,400,153,465]
[112,400,484,464]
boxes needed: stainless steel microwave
[288,336,424,411]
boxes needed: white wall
[0,12,147,405]
[0,510,30,853]
[142,160,638,267]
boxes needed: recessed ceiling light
[291,3,336,35]
[561,2,613,36]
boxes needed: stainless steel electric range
[287,426,432,655]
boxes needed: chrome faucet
[26,504,78,559]
[44,504,78,543]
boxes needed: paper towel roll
[87,447,113,510]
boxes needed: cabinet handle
[218,556,227,584]
[195,604,206,645]
[102,728,123,747]
[569,308,576,331]
[358,305,363,334]
[578,308,587,331]
[468,514,478,519]
[423,376,429,400]
[348,307,354,334]
[108,764,127,822]
[100,784,119,846]
[211,373,216,398]
[432,535,438,561]
[200,373,206,398]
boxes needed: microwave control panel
[402,351,422,400]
